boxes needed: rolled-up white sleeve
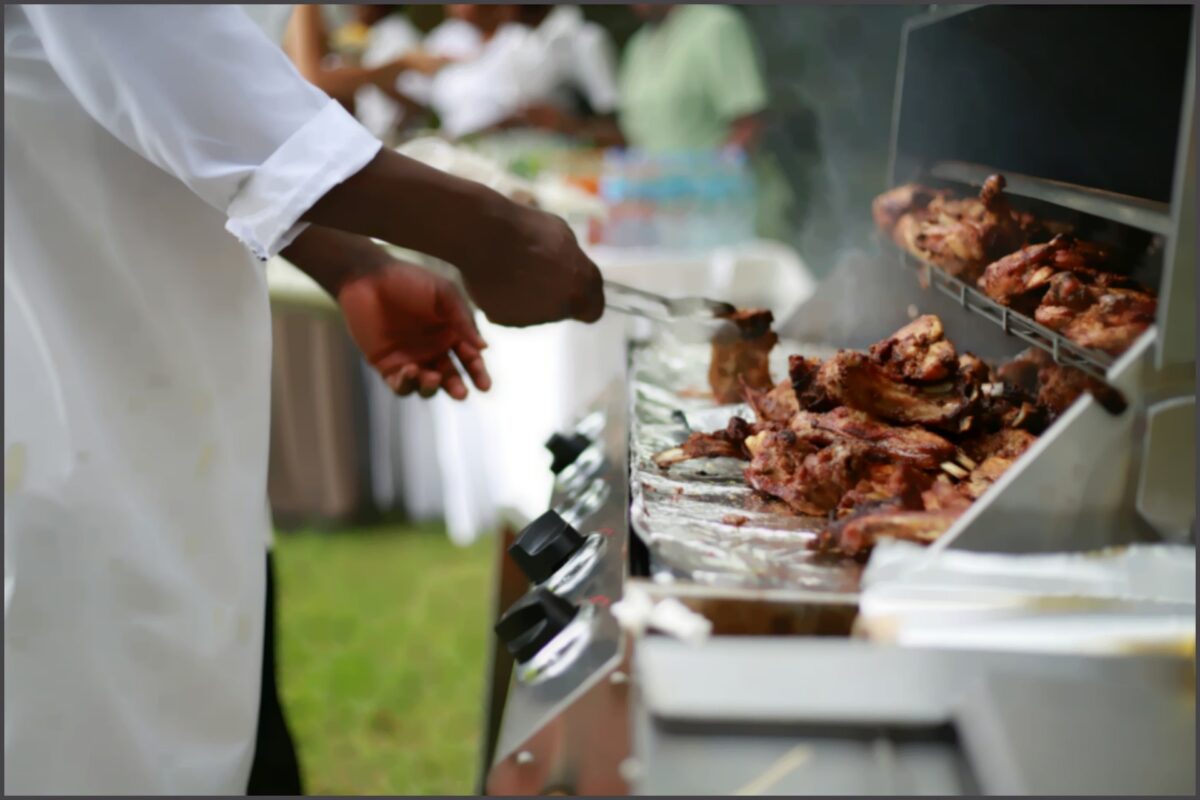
[223,100,381,259]
[22,4,383,259]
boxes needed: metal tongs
[604,280,737,324]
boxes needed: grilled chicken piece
[676,315,1055,558]
[996,347,1123,418]
[828,508,961,558]
[960,456,1017,500]
[657,406,954,473]
[744,431,871,516]
[912,428,1037,504]
[921,475,974,513]
[980,240,1063,309]
[975,377,1047,433]
[809,407,956,470]
[977,235,1112,313]
[653,416,756,468]
[743,378,800,425]
[871,183,947,236]
[788,354,837,412]
[995,348,1044,396]
[818,350,975,430]
[1035,273,1157,356]
[961,428,1038,463]
[868,315,958,384]
[837,462,934,515]
[893,175,1041,283]
[708,309,778,404]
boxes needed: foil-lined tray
[629,335,864,593]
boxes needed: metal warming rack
[896,249,1117,382]
[883,158,1175,387]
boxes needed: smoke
[746,5,923,279]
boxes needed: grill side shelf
[891,249,1129,413]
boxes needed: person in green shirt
[617,4,794,239]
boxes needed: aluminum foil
[629,335,864,593]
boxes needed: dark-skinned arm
[300,148,604,327]
[282,225,491,400]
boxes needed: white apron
[4,5,380,793]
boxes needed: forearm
[300,148,513,274]
[281,225,394,298]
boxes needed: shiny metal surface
[544,533,607,598]
[894,248,1123,386]
[930,160,1173,236]
[604,279,737,322]
[631,637,1195,795]
[487,381,633,795]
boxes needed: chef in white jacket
[3,4,603,795]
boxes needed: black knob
[495,587,578,662]
[508,510,585,584]
[546,432,590,474]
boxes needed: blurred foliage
[273,523,494,795]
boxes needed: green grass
[272,522,494,795]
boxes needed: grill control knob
[509,510,585,584]
[495,587,578,663]
[546,431,591,474]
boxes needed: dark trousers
[247,553,304,795]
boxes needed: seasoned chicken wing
[889,175,1044,283]
[708,308,778,404]
[1035,273,1157,355]
[868,314,958,384]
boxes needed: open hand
[337,261,491,400]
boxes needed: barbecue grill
[479,6,1196,795]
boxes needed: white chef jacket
[4,5,381,794]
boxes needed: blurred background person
[283,4,451,116]
[617,4,794,238]
[427,4,620,144]
[395,4,490,104]
[500,5,622,145]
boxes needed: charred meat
[886,175,1045,283]
[744,378,801,425]
[668,315,1057,557]
[653,416,756,468]
[744,432,872,517]
[868,315,958,384]
[1035,273,1157,356]
[871,183,947,236]
[828,508,961,558]
[810,407,957,470]
[788,354,837,412]
[709,308,778,404]
[818,351,975,431]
